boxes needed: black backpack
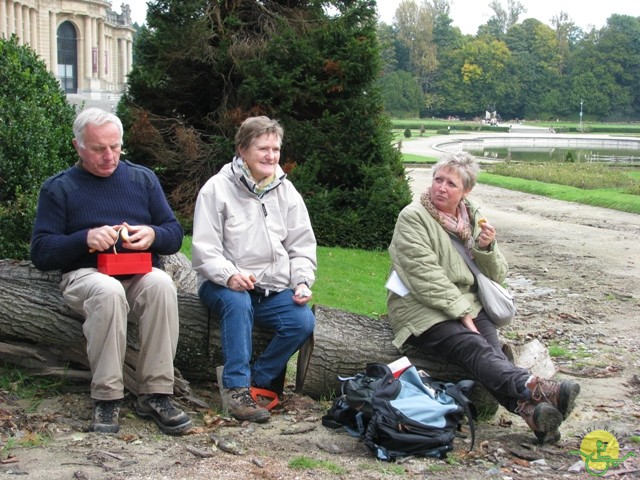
[323,363,476,461]
[322,363,388,436]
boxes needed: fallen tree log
[0,256,271,402]
[0,256,510,413]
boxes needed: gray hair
[73,108,123,147]
[235,116,283,152]
[432,151,480,191]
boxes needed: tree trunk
[0,257,500,412]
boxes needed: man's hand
[87,225,120,252]
[119,222,155,251]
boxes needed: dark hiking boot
[89,400,120,433]
[136,394,192,435]
[220,387,271,423]
[515,399,563,444]
[528,377,580,419]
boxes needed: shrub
[403,128,412,138]
[0,36,76,259]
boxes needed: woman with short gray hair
[192,116,317,423]
[387,152,580,444]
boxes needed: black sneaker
[89,400,120,433]
[135,394,192,435]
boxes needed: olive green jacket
[387,199,508,350]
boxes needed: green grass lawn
[481,159,640,213]
[313,246,390,318]
[479,170,640,214]
[402,153,438,164]
[180,240,390,318]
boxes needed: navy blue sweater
[30,160,183,273]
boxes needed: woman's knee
[290,308,316,337]
[199,281,251,311]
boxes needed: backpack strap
[321,395,369,438]
[444,380,477,451]
[322,395,350,429]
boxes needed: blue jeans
[198,280,315,390]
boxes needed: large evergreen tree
[120,0,411,250]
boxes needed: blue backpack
[364,364,476,461]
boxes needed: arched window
[57,21,77,93]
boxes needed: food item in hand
[89,226,129,253]
[478,218,487,227]
[297,287,312,298]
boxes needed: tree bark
[0,257,499,412]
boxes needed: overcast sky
[378,0,640,34]
[128,1,640,34]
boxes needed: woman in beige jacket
[192,116,316,424]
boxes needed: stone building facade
[0,0,134,98]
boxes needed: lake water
[435,135,640,164]
[464,146,640,163]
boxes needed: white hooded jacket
[192,160,317,292]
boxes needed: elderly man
[31,108,191,435]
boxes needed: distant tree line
[378,0,640,121]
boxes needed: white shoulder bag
[449,235,517,327]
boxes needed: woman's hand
[293,283,312,305]
[227,273,256,291]
[460,313,479,333]
[477,220,496,250]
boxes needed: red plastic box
[97,253,152,275]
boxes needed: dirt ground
[1,168,640,479]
